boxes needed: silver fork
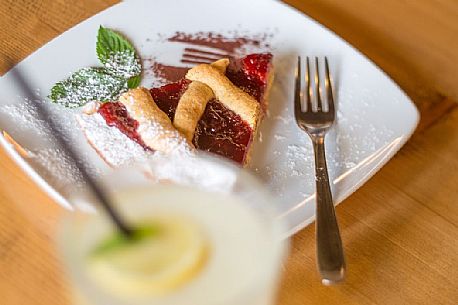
[294,56,346,285]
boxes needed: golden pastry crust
[243,69,274,165]
[185,63,261,130]
[210,58,229,74]
[262,68,275,112]
[173,81,214,143]
[119,87,193,153]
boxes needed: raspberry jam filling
[193,99,253,164]
[241,53,272,85]
[149,53,272,164]
[225,53,272,111]
[98,102,150,150]
[149,79,190,121]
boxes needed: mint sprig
[50,68,127,108]
[49,26,142,108]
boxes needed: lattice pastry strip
[185,60,261,130]
[173,81,214,143]
[118,88,192,154]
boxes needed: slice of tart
[78,53,273,167]
[151,53,274,164]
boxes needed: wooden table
[1,1,457,304]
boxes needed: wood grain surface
[1,1,458,304]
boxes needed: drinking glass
[58,153,289,305]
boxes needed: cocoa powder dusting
[148,31,273,84]
[151,62,189,83]
[168,31,266,54]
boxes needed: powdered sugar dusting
[273,115,292,124]
[50,68,128,108]
[274,134,286,141]
[138,120,192,154]
[103,50,141,79]
[0,97,100,191]
[77,113,152,167]
[27,148,84,190]
[146,152,237,193]
[0,100,49,136]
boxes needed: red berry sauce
[225,53,272,111]
[98,102,150,150]
[149,79,190,121]
[193,99,253,164]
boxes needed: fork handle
[312,136,346,284]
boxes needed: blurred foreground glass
[58,154,289,305]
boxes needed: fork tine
[315,57,323,112]
[306,57,313,112]
[325,57,335,115]
[294,56,303,118]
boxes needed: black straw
[10,66,133,237]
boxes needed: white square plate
[0,0,419,236]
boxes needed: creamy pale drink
[59,162,288,305]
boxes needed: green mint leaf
[127,74,141,89]
[96,26,134,62]
[96,26,141,79]
[49,67,127,108]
